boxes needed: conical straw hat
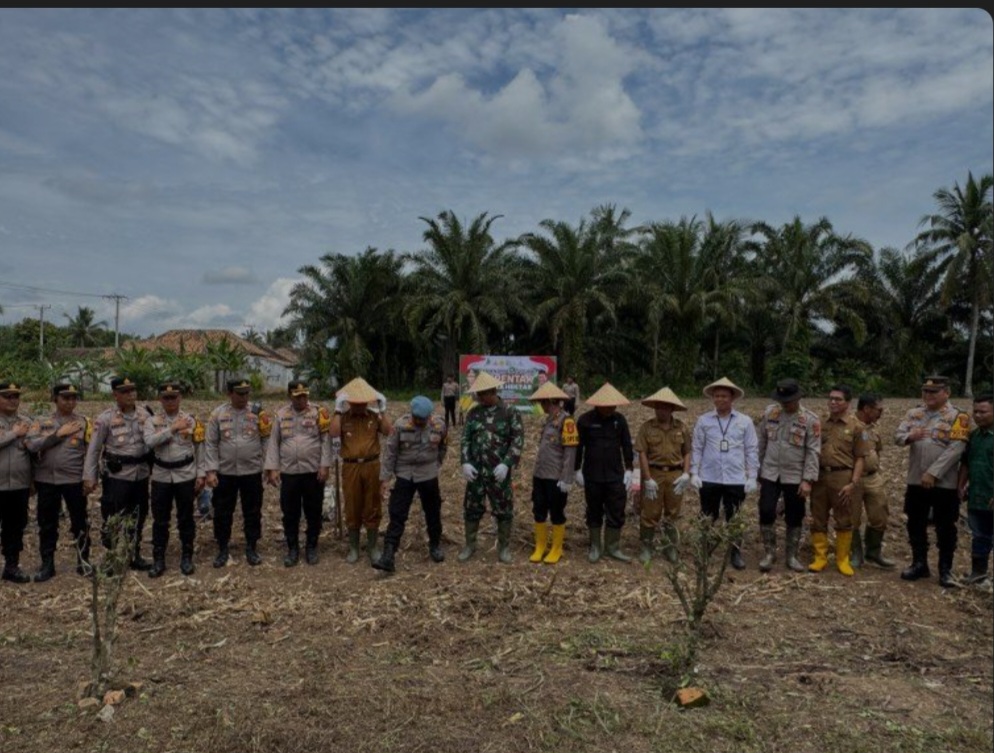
[702,376,744,400]
[528,381,569,401]
[336,376,379,403]
[642,386,687,410]
[466,370,503,394]
[585,382,630,407]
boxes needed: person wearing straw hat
[755,378,821,573]
[331,376,393,564]
[458,371,525,564]
[0,381,33,584]
[574,382,635,563]
[526,381,578,565]
[635,387,691,564]
[264,380,333,568]
[690,376,758,570]
[25,383,92,581]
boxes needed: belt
[341,455,380,464]
[154,455,195,470]
[649,463,683,472]
[821,466,852,473]
[104,452,149,467]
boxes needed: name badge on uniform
[720,440,729,453]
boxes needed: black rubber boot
[372,541,396,573]
[148,548,166,579]
[938,551,956,588]
[179,547,195,576]
[965,556,989,585]
[284,541,300,568]
[305,544,319,566]
[729,543,746,570]
[3,556,31,584]
[428,531,445,563]
[213,544,230,569]
[245,543,263,566]
[901,549,930,581]
[33,554,56,583]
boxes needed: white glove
[673,473,690,495]
[557,480,573,494]
[335,393,350,413]
[370,390,387,414]
[623,470,634,491]
[494,463,509,482]
[690,474,703,490]
[744,478,758,494]
[643,478,659,500]
[461,463,478,481]
[574,470,585,488]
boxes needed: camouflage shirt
[460,399,525,473]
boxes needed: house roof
[132,329,292,363]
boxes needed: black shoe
[939,569,957,588]
[305,546,319,566]
[148,559,166,579]
[901,561,931,581]
[245,546,263,567]
[2,565,31,584]
[33,559,56,583]
[129,555,153,572]
[213,547,229,569]
[372,544,396,573]
[730,546,746,571]
[429,545,445,563]
[180,554,195,576]
[284,547,300,567]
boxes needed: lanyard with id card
[717,415,732,453]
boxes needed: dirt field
[1,395,991,753]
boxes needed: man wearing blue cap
[373,395,448,573]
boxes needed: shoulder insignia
[561,417,579,447]
[949,412,971,442]
[193,419,206,444]
[768,405,781,420]
[318,406,331,433]
[83,417,93,443]
[258,411,272,438]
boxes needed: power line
[0,281,109,299]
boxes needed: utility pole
[103,294,128,349]
[36,304,52,361]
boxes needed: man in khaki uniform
[809,384,870,576]
[330,377,392,564]
[852,393,895,568]
[0,381,32,583]
[265,380,332,567]
[26,383,91,580]
[635,387,691,564]
[756,378,821,572]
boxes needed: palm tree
[914,171,993,397]
[64,306,108,347]
[203,337,248,392]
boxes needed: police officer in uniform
[526,382,577,565]
[25,383,91,580]
[203,378,272,568]
[264,380,332,567]
[635,387,691,564]
[852,393,895,568]
[895,375,970,587]
[574,383,635,563]
[373,395,448,573]
[441,375,460,427]
[143,381,205,577]
[755,378,820,573]
[0,382,32,583]
[562,376,580,416]
[83,376,153,570]
[458,371,525,564]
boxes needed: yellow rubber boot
[543,524,566,564]
[835,529,854,576]
[529,522,549,563]
[808,532,829,572]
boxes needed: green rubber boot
[458,519,480,562]
[604,526,632,563]
[366,528,381,564]
[638,527,654,565]
[496,519,513,564]
[345,528,360,564]
[587,527,602,563]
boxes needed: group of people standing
[0,370,991,588]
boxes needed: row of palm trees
[284,172,992,397]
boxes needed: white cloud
[247,277,298,332]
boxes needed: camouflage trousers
[463,474,514,523]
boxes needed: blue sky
[1,8,991,337]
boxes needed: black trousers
[532,477,568,525]
[100,476,149,555]
[758,479,806,528]
[279,472,324,547]
[384,476,442,549]
[584,479,626,530]
[35,481,90,559]
[443,396,457,427]
[699,482,745,523]
[564,399,576,416]
[0,488,29,561]
[213,473,263,547]
[150,479,196,552]
[904,484,960,558]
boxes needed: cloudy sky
[1,8,991,338]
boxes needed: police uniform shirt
[574,409,633,483]
[143,409,204,483]
[533,411,578,483]
[25,411,89,484]
[264,403,333,474]
[635,417,690,469]
[563,382,580,401]
[818,412,870,471]
[0,410,33,491]
[203,403,271,476]
[380,413,448,483]
[83,407,151,483]
[441,382,460,399]
[756,404,821,484]
[894,402,970,489]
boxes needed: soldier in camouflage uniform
[83,376,154,571]
[458,371,525,564]
[895,375,970,587]
[25,383,92,580]
[203,378,272,568]
[0,381,32,583]
[143,381,205,577]
[264,380,333,567]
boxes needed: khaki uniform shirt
[818,412,870,472]
[381,413,448,483]
[339,410,384,461]
[0,411,33,491]
[84,407,151,483]
[635,417,690,469]
[203,403,271,476]
[144,409,205,483]
[757,403,822,484]
[264,403,333,474]
[860,421,883,475]
[533,411,578,483]
[894,403,970,489]
[25,411,90,484]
